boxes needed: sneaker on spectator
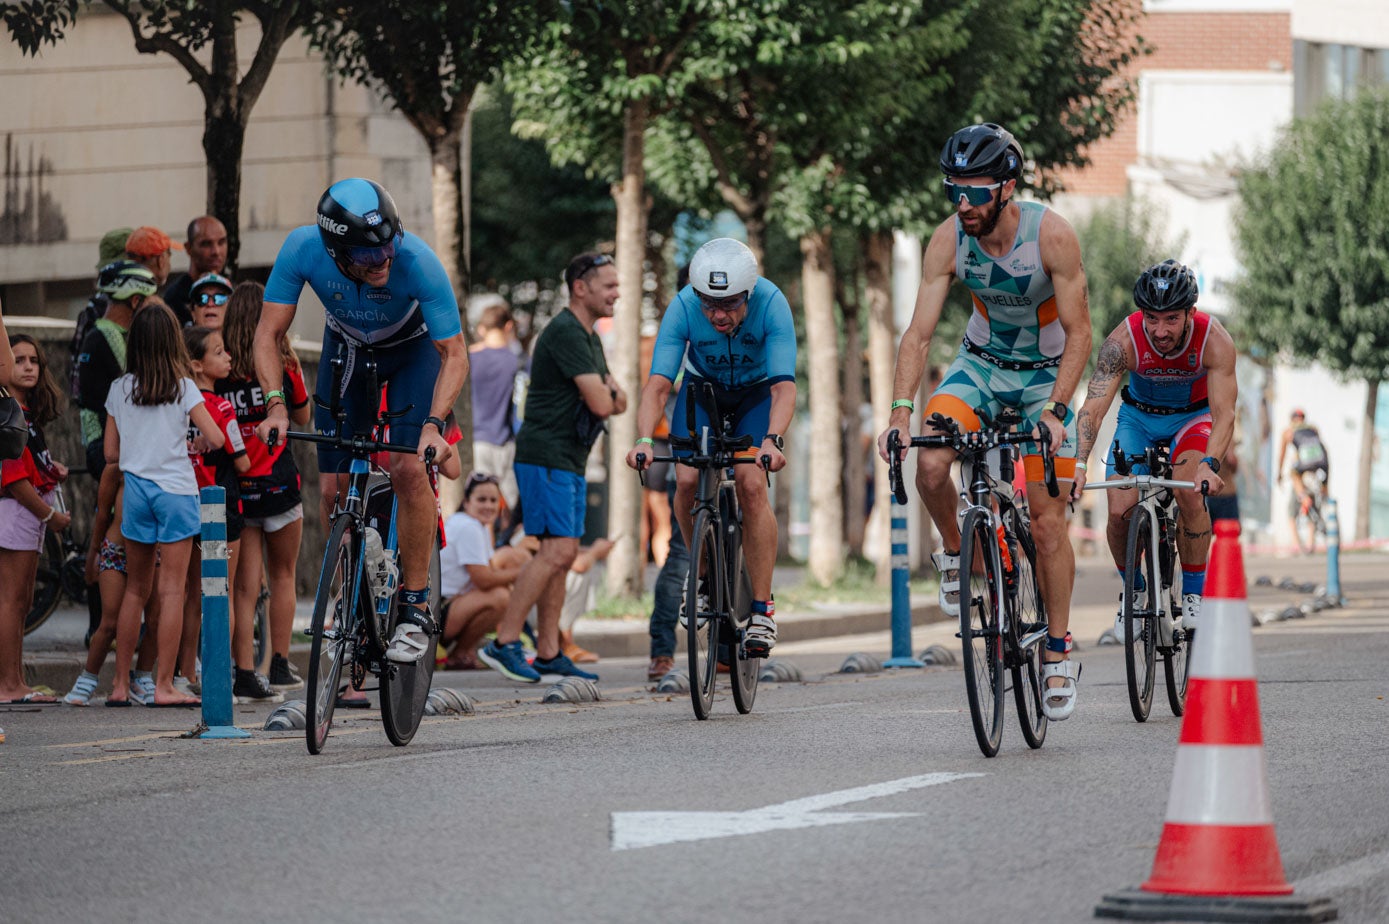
[232,669,284,704]
[478,639,541,683]
[531,652,598,682]
[646,656,675,681]
[64,671,99,706]
[130,671,156,706]
[268,654,303,692]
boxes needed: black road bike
[281,351,440,754]
[638,382,770,720]
[25,484,88,635]
[888,409,1057,757]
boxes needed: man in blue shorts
[255,178,468,663]
[878,124,1091,720]
[477,252,627,683]
[625,238,797,658]
[1072,259,1237,636]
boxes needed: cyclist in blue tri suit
[625,238,796,657]
[254,178,469,664]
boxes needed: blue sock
[1182,568,1205,596]
[751,599,774,617]
[1118,568,1146,593]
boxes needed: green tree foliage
[1075,197,1182,346]
[3,0,322,269]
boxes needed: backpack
[68,292,109,400]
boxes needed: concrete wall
[1291,0,1389,45]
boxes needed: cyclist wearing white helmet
[625,237,797,658]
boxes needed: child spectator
[183,326,279,703]
[217,281,310,692]
[0,335,69,704]
[103,301,223,707]
[189,273,234,330]
[439,472,529,670]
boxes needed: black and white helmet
[316,178,403,266]
[1134,260,1199,312]
[939,123,1024,181]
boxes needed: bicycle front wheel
[959,508,1005,757]
[1123,506,1158,722]
[306,516,359,755]
[686,511,721,720]
[380,544,441,747]
[1006,510,1047,749]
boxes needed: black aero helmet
[1134,259,1199,312]
[316,178,403,266]
[940,123,1024,180]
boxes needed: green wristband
[890,399,915,412]
[635,437,655,447]
[265,389,286,403]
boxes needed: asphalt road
[3,553,1387,924]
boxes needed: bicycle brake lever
[760,454,772,488]
[267,427,279,449]
[635,452,647,487]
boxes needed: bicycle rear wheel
[1006,511,1047,749]
[686,511,721,720]
[959,508,1005,757]
[380,544,441,746]
[306,516,359,755]
[24,530,65,635]
[1123,506,1157,722]
[727,530,759,715]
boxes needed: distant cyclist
[1277,408,1329,555]
[877,123,1090,720]
[625,238,796,658]
[254,178,468,663]
[1072,259,1237,636]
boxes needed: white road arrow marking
[611,771,984,851]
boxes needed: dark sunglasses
[943,179,1002,207]
[697,291,748,314]
[565,253,613,286]
[195,291,230,306]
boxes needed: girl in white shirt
[439,472,529,670]
[103,301,224,707]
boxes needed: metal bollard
[1325,497,1343,605]
[883,497,925,668]
[198,487,250,740]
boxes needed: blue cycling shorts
[314,328,441,473]
[1108,403,1211,477]
[669,378,771,456]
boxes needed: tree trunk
[840,277,865,557]
[800,227,843,585]
[1357,379,1379,542]
[862,231,896,583]
[605,98,649,598]
[204,111,246,274]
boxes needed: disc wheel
[959,509,1005,757]
[1006,510,1047,749]
[380,543,441,746]
[306,516,358,755]
[1123,506,1158,722]
[686,511,721,720]
[727,532,759,715]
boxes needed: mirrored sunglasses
[697,291,748,314]
[943,179,1002,207]
[347,240,398,269]
[195,292,230,306]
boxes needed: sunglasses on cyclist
[565,253,613,287]
[346,238,399,270]
[195,291,230,306]
[943,179,1002,207]
[697,291,748,315]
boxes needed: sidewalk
[21,549,1383,694]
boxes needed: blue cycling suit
[650,277,796,446]
[264,225,462,470]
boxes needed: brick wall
[1052,11,1292,196]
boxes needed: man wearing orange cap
[124,225,182,298]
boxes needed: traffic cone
[1096,520,1336,922]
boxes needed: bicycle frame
[1084,472,1195,630]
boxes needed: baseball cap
[189,272,233,296]
[97,227,135,270]
[125,226,184,259]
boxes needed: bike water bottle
[362,527,398,601]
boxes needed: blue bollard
[198,486,250,740]
[884,497,924,668]
[1325,497,1343,605]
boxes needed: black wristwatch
[763,433,784,450]
[423,415,447,434]
[1042,400,1069,423]
[1200,455,1221,474]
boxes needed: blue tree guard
[884,497,924,668]
[1325,497,1343,604]
[198,486,250,739]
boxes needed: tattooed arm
[1070,326,1133,499]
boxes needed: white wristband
[40,508,55,524]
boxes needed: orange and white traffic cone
[1096,520,1336,922]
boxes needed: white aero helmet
[689,238,758,299]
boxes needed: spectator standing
[75,262,157,478]
[124,226,182,298]
[469,301,526,525]
[478,252,626,683]
[189,273,234,330]
[0,335,69,704]
[217,282,311,691]
[163,217,229,326]
[67,229,134,401]
[103,302,223,707]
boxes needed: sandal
[1040,658,1081,721]
[932,551,961,617]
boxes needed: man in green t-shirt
[479,252,628,683]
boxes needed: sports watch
[1042,400,1069,423]
[764,433,785,450]
[423,416,448,434]
[1200,455,1222,474]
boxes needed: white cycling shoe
[384,608,435,663]
[1181,593,1201,632]
[743,614,777,659]
[933,551,961,617]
